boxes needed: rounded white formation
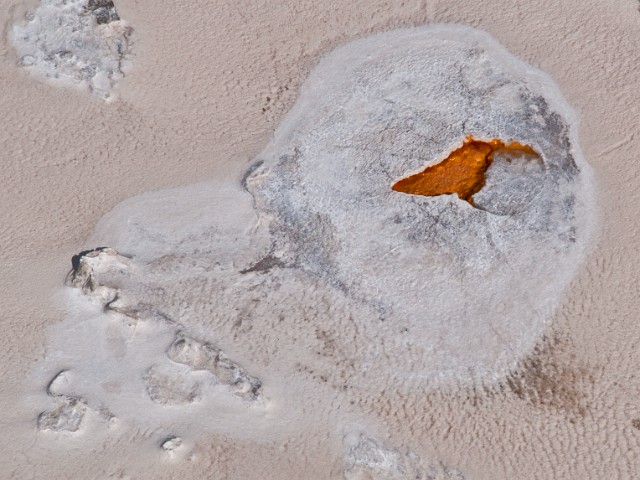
[247,25,593,387]
[36,26,592,460]
[10,0,132,99]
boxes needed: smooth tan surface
[1,0,640,478]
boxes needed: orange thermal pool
[392,137,538,205]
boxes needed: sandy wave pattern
[35,25,592,473]
[10,0,132,99]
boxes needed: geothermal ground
[1,1,639,479]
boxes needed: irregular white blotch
[344,434,405,478]
[167,335,219,372]
[144,365,201,405]
[167,334,263,401]
[38,395,87,432]
[10,0,132,99]
[161,436,183,457]
[90,182,271,263]
[343,434,465,480]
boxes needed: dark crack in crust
[240,254,285,274]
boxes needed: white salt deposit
[32,25,593,474]
[37,395,88,432]
[344,433,465,480]
[161,436,184,457]
[10,0,132,99]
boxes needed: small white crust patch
[10,0,132,99]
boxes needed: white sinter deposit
[33,25,593,473]
[343,433,465,480]
[10,0,132,99]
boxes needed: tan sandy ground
[1,0,640,478]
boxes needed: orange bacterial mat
[392,137,537,205]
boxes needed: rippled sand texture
[32,25,592,478]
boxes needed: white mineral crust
[37,25,593,449]
[10,0,132,99]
